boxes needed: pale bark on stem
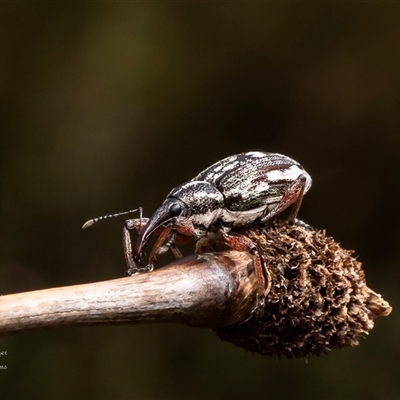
[0,251,258,336]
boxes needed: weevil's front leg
[156,231,184,259]
[125,217,150,233]
[124,217,163,275]
[171,218,270,298]
[222,232,271,299]
[122,223,152,275]
[147,225,173,267]
[147,216,196,264]
[124,217,189,275]
[172,216,201,238]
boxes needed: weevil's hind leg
[286,175,307,223]
[263,174,308,223]
[222,232,271,299]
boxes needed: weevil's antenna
[82,208,142,229]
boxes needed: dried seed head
[213,221,392,359]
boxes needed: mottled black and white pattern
[164,151,312,235]
[82,151,313,272]
[194,151,311,212]
[132,151,312,257]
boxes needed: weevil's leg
[156,217,196,259]
[169,216,202,254]
[221,232,271,298]
[286,174,308,223]
[125,217,149,233]
[126,217,181,238]
[147,225,173,265]
[124,219,153,276]
[170,244,184,259]
[123,225,135,273]
[172,216,200,238]
[263,174,308,223]
[125,217,188,272]
[155,230,178,256]
[155,230,185,259]
[169,233,191,258]
[156,232,174,256]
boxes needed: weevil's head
[133,181,224,259]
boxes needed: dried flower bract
[213,221,392,358]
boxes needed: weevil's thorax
[167,181,224,232]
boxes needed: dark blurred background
[1,3,399,400]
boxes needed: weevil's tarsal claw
[125,264,154,276]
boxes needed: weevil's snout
[133,198,185,258]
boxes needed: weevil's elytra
[83,151,312,298]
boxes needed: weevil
[83,151,312,297]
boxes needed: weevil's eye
[169,203,182,217]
